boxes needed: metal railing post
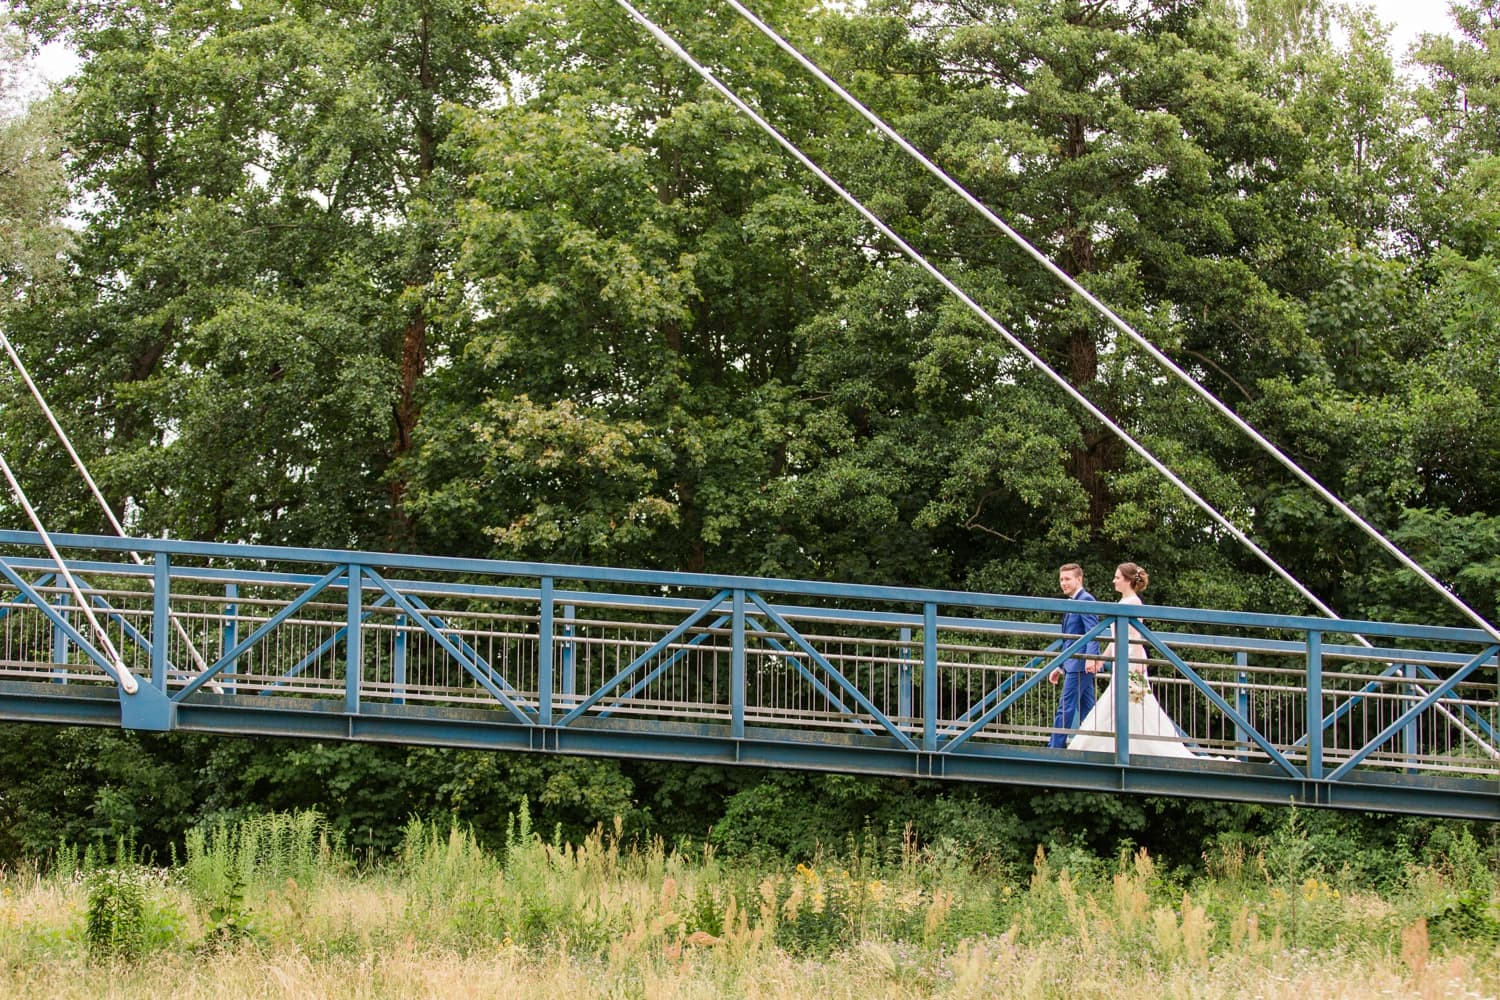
[51,590,69,683]
[223,583,238,695]
[898,626,913,725]
[393,612,406,706]
[538,577,554,726]
[1403,661,1418,772]
[1306,630,1323,779]
[1235,651,1250,762]
[922,603,937,751]
[732,590,746,740]
[1114,608,1130,766]
[152,552,169,692]
[562,604,576,701]
[345,564,362,715]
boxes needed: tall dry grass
[1,808,1497,999]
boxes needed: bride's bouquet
[1127,668,1150,703]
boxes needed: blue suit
[1049,589,1101,748]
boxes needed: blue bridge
[1,530,1496,820]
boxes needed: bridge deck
[2,531,1496,819]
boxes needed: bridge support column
[732,590,746,740]
[1306,630,1323,779]
[345,564,361,715]
[1235,652,1250,762]
[223,584,238,695]
[152,552,169,692]
[1113,609,1130,766]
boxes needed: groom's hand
[1048,667,1062,685]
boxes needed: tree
[1,15,68,311]
[4,0,506,547]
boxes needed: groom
[1046,562,1101,749]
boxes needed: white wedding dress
[1068,594,1200,759]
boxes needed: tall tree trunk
[388,5,437,546]
[1060,112,1110,532]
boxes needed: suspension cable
[1,330,213,679]
[713,0,1500,645]
[607,0,1361,630]
[0,450,139,693]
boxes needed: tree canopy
[2,0,1498,863]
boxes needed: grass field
[2,807,1497,998]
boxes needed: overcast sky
[1365,0,1463,55]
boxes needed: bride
[1068,562,1201,758]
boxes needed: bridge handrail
[0,548,1487,670]
[2,530,1491,646]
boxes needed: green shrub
[84,866,181,961]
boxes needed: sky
[1364,0,1464,55]
[15,2,1473,90]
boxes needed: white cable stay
[610,0,1500,772]
[0,330,216,685]
[0,449,139,694]
[622,0,1500,758]
[608,0,1347,620]
[669,0,1500,646]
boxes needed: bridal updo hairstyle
[1117,562,1149,594]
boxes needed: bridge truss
[1,531,1496,819]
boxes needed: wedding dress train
[1067,594,1202,759]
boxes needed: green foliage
[4,0,1500,882]
[83,865,181,961]
[180,809,339,947]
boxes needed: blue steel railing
[1,531,1496,817]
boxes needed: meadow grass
[1,808,1497,998]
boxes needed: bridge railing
[1,532,1496,787]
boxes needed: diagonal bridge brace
[174,564,348,702]
[745,615,878,738]
[361,569,533,725]
[591,611,879,738]
[746,593,915,751]
[0,573,54,624]
[557,590,731,727]
[942,619,1112,753]
[596,614,730,718]
[1129,621,1299,776]
[0,562,128,687]
[1327,644,1500,781]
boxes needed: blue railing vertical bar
[538,578,554,726]
[731,590,747,741]
[561,604,576,703]
[898,626,913,726]
[1403,662,1419,773]
[922,604,937,752]
[1306,630,1323,779]
[223,584,238,695]
[1234,651,1250,762]
[51,589,68,683]
[345,564,362,715]
[1113,609,1130,765]
[393,612,407,706]
[151,553,170,692]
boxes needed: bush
[84,865,181,961]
